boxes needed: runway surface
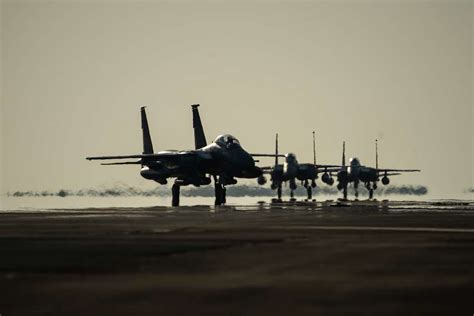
[1,199,474,315]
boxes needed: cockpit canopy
[285,153,297,162]
[214,134,241,147]
[350,157,361,166]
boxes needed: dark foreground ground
[1,200,474,315]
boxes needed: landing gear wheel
[369,188,374,199]
[290,190,296,202]
[214,183,224,206]
[277,185,282,202]
[306,186,312,201]
[343,185,348,200]
[172,184,180,207]
[222,186,227,204]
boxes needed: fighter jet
[329,140,420,200]
[86,104,274,206]
[260,132,340,201]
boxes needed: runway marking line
[273,226,474,233]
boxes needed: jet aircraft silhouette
[330,140,420,199]
[260,132,340,201]
[86,105,275,206]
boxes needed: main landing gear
[289,179,297,202]
[303,179,317,201]
[337,182,348,200]
[365,182,377,200]
[354,181,359,199]
[170,176,228,207]
[213,175,230,206]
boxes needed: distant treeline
[8,184,428,197]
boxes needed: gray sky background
[1,0,473,197]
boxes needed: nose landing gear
[214,183,226,205]
[171,183,180,207]
[213,175,227,206]
[289,179,297,202]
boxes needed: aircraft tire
[172,184,180,207]
[215,183,225,206]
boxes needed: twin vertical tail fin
[141,106,154,154]
[191,104,207,149]
[375,139,379,169]
[275,133,279,166]
[141,104,207,155]
[342,141,346,167]
[312,131,316,166]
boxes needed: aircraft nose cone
[243,152,255,167]
[235,150,255,169]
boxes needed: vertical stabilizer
[275,133,279,166]
[313,131,317,166]
[191,104,207,149]
[141,106,154,154]
[342,141,346,166]
[375,139,379,169]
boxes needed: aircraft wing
[314,165,341,173]
[86,152,195,161]
[260,168,273,175]
[376,169,420,177]
[318,168,341,173]
[86,152,198,167]
[250,153,286,158]
[316,164,341,168]
[100,161,142,165]
[376,169,420,173]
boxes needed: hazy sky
[1,0,473,198]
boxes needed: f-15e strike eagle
[328,140,420,199]
[86,104,275,206]
[259,132,340,201]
